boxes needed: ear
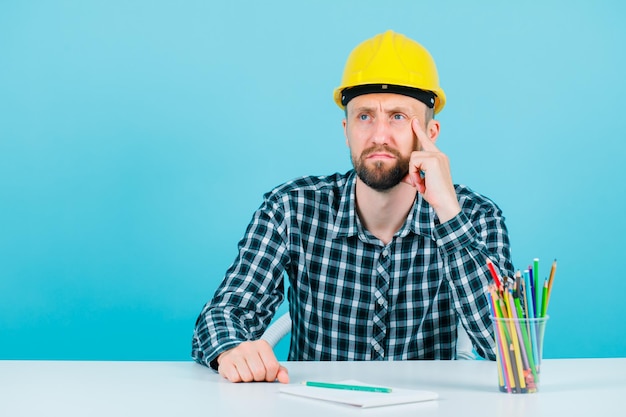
[342,118,349,147]
[426,119,441,143]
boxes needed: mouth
[366,152,395,160]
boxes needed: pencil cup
[491,316,549,394]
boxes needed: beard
[352,145,410,191]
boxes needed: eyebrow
[351,105,413,115]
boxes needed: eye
[392,113,406,120]
[358,114,370,121]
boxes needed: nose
[372,117,391,145]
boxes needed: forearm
[192,271,286,368]
[192,304,254,369]
[192,197,289,368]
[434,208,513,360]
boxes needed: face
[343,93,436,191]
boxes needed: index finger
[412,118,438,152]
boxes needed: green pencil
[540,279,549,317]
[533,258,542,320]
[303,381,393,393]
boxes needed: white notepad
[279,380,439,408]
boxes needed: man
[192,30,513,383]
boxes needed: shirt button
[377,298,385,306]
[381,249,389,257]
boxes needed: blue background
[1,1,625,361]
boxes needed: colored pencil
[533,259,542,321]
[540,279,549,318]
[303,381,392,393]
[486,258,503,290]
[545,259,557,311]
[486,258,555,393]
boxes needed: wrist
[209,355,220,370]
[434,202,461,224]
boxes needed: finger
[232,360,255,382]
[220,349,255,382]
[276,366,290,384]
[245,350,271,382]
[401,151,423,189]
[257,342,283,382]
[218,361,243,383]
[405,160,425,193]
[412,118,438,152]
[400,173,415,188]
[414,170,426,194]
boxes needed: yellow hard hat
[333,30,446,114]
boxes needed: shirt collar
[331,171,436,240]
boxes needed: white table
[1,358,624,416]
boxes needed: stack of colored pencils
[486,258,557,393]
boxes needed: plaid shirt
[192,170,513,368]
